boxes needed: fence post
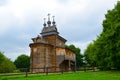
[74,66,76,72]
[84,66,86,72]
[92,66,94,72]
[61,67,63,74]
[46,67,48,75]
[25,68,28,78]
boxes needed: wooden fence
[0,66,98,78]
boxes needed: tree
[84,43,97,67]
[101,1,120,70]
[0,52,16,73]
[14,54,30,70]
[65,44,83,69]
[84,1,120,70]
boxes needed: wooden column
[68,60,71,71]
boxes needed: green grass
[0,71,120,80]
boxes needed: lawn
[0,71,120,80]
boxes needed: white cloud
[0,0,117,29]
[4,47,30,61]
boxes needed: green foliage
[84,1,120,70]
[0,52,4,64]
[65,44,83,68]
[0,52,16,73]
[84,43,97,67]
[13,69,20,73]
[14,54,30,70]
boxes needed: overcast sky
[0,0,118,61]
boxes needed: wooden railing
[0,66,98,78]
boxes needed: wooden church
[29,14,76,73]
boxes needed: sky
[0,0,118,61]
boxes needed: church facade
[29,14,76,73]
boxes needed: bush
[14,54,30,72]
[0,52,16,73]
